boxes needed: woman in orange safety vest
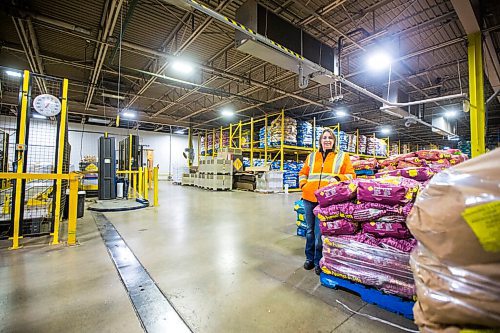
[299,128,355,275]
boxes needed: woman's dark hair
[318,128,337,153]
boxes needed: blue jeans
[303,199,322,266]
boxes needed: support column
[468,32,485,157]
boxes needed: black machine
[118,135,141,171]
[98,136,116,200]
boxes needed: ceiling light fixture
[6,70,21,77]
[172,60,194,74]
[102,92,125,100]
[445,110,457,118]
[33,114,47,119]
[122,111,135,118]
[88,117,110,124]
[335,110,347,117]
[174,129,186,134]
[367,51,392,71]
[381,127,391,135]
[221,108,234,117]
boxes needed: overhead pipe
[26,12,92,35]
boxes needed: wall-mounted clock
[33,94,62,117]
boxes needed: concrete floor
[0,182,417,332]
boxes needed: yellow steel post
[386,137,390,157]
[153,166,159,207]
[468,32,486,157]
[212,129,215,156]
[229,123,233,149]
[197,135,200,166]
[220,126,223,150]
[280,109,284,171]
[313,117,316,152]
[10,70,30,250]
[250,117,254,166]
[239,120,242,149]
[204,130,208,156]
[138,167,143,198]
[67,173,78,246]
[356,129,359,155]
[51,78,69,245]
[144,167,149,201]
[128,134,132,190]
[264,115,268,162]
[116,114,120,127]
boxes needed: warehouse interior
[0,0,499,332]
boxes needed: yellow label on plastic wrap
[461,201,500,252]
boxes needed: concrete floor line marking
[92,212,193,333]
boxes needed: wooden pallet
[320,273,415,320]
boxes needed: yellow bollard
[153,167,159,207]
[132,173,137,199]
[138,167,143,198]
[67,173,79,246]
[144,167,149,201]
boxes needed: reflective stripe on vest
[308,152,316,170]
[332,151,345,175]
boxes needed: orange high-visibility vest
[299,151,356,202]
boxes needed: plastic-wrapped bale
[259,126,270,148]
[376,138,388,157]
[200,136,206,155]
[367,137,377,156]
[411,246,500,329]
[314,126,323,149]
[427,159,451,173]
[314,180,358,207]
[297,120,313,147]
[334,130,349,152]
[269,117,297,146]
[358,135,367,154]
[241,130,251,148]
[320,235,416,299]
[346,134,357,153]
[389,143,399,156]
[243,157,251,168]
[407,148,500,330]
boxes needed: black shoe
[303,260,314,270]
[314,266,321,276]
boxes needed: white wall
[68,123,198,180]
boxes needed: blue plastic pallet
[320,272,415,320]
[296,227,306,237]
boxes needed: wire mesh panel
[21,73,67,235]
[0,70,22,238]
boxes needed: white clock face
[33,94,62,117]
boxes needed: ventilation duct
[235,0,338,87]
[432,116,456,137]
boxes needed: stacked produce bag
[352,157,378,177]
[458,140,471,158]
[334,130,349,152]
[269,117,297,146]
[407,148,500,332]
[270,160,303,189]
[294,199,307,237]
[297,121,313,147]
[346,134,357,153]
[259,126,270,148]
[241,130,251,148]
[313,177,420,299]
[315,126,323,149]
[358,135,367,154]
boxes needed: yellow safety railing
[0,172,81,249]
[116,165,159,206]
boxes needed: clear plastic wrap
[362,221,412,239]
[411,246,500,328]
[320,235,415,299]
